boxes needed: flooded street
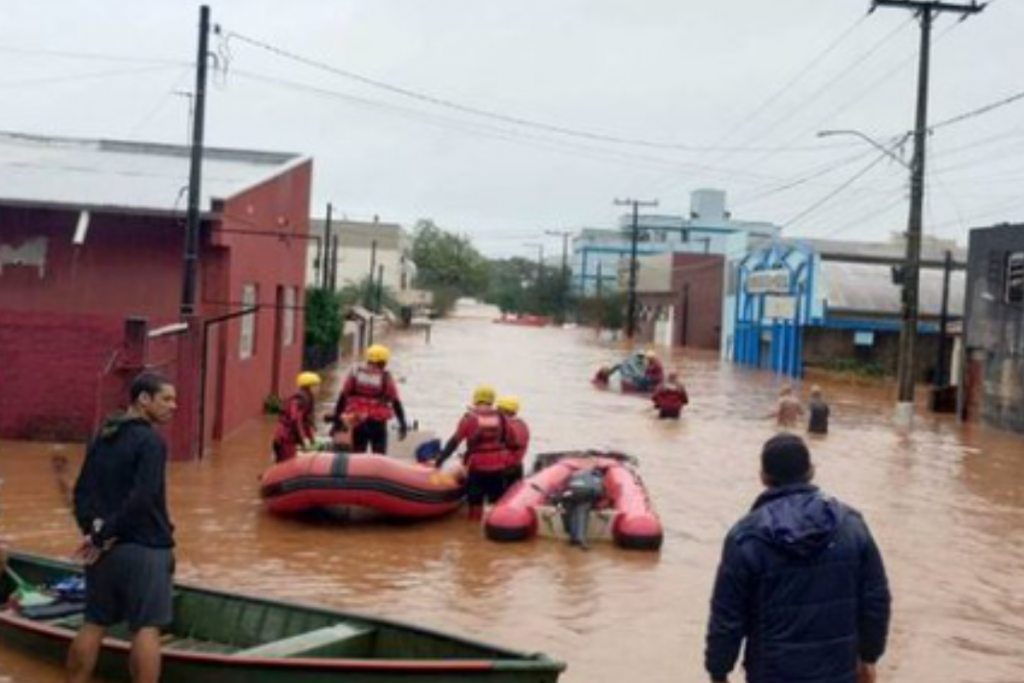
[2,302,1024,682]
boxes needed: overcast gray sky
[1,0,1021,257]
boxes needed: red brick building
[0,132,312,459]
[634,252,725,350]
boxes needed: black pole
[329,233,339,291]
[323,203,333,289]
[895,5,932,410]
[936,249,952,387]
[626,202,640,340]
[560,233,570,322]
[366,240,377,308]
[596,261,603,298]
[180,5,210,318]
[375,264,385,313]
[682,283,690,347]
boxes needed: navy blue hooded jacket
[705,484,890,683]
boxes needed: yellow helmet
[472,385,496,406]
[496,396,520,415]
[296,371,321,388]
[366,344,390,364]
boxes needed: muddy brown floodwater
[2,301,1024,682]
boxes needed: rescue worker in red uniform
[435,385,518,520]
[331,344,408,454]
[643,350,665,391]
[496,396,530,487]
[652,371,689,419]
[272,371,322,463]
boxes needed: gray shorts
[84,544,174,632]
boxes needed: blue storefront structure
[733,241,816,378]
[732,238,966,380]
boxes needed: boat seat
[233,623,375,659]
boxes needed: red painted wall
[0,310,123,439]
[206,160,312,440]
[0,160,312,454]
[0,208,184,319]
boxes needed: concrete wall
[803,325,945,381]
[965,224,1024,434]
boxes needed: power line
[782,151,893,228]
[0,44,187,66]
[223,29,845,155]
[684,13,871,162]
[0,64,183,89]
[931,86,1024,130]
[229,68,831,185]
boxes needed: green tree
[411,219,490,315]
[303,286,345,369]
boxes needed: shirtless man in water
[773,384,804,431]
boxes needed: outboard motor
[557,469,606,549]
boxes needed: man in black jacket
[66,373,177,683]
[705,434,891,683]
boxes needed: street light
[817,129,911,168]
[816,127,923,425]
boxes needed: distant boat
[493,314,551,327]
[0,551,566,683]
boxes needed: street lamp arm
[817,129,911,169]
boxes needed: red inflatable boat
[260,452,464,519]
[484,451,663,550]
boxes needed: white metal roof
[0,131,306,216]
[820,261,965,317]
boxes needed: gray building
[964,223,1024,434]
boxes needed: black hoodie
[705,484,890,683]
[73,415,175,548]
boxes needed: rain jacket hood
[747,483,843,558]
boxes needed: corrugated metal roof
[821,261,965,317]
[0,131,305,215]
[801,236,967,263]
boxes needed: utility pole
[546,230,573,322]
[322,203,334,289]
[935,249,953,387]
[375,264,385,313]
[180,5,210,318]
[870,0,984,425]
[524,242,545,284]
[614,198,658,341]
[365,239,377,309]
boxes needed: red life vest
[653,383,688,413]
[346,365,395,422]
[466,407,511,472]
[505,417,530,466]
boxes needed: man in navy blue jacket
[705,434,891,683]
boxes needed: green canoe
[1,552,565,683]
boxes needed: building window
[240,284,258,359]
[1006,252,1024,305]
[283,286,297,346]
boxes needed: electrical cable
[782,152,893,228]
[223,29,852,155]
[0,64,183,89]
